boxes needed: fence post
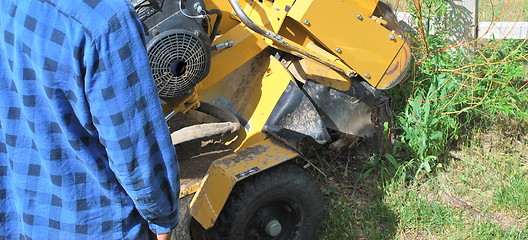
[460,0,479,39]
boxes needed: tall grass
[386,0,528,175]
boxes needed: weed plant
[321,1,527,238]
[386,0,528,176]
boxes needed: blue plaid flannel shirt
[0,0,180,239]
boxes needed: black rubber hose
[196,102,238,124]
[207,9,223,41]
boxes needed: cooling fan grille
[148,30,209,98]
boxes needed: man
[0,0,180,239]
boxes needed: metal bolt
[193,2,203,12]
[365,73,371,78]
[357,14,363,20]
[265,219,282,237]
[303,20,310,25]
[346,71,355,78]
[389,34,395,40]
[335,47,342,53]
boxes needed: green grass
[321,182,397,239]
[319,130,528,239]
[495,174,528,213]
[315,2,528,239]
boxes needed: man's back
[0,1,180,239]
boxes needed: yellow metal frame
[167,0,412,230]
[194,53,293,151]
[190,138,299,229]
[200,0,410,90]
[287,0,406,88]
[182,51,297,229]
[194,23,268,94]
[161,91,200,115]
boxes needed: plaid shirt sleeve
[0,0,179,238]
[83,4,180,234]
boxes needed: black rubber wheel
[191,162,325,240]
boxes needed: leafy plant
[387,0,528,174]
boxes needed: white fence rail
[394,0,528,40]
[479,22,528,39]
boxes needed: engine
[131,0,212,98]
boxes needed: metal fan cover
[147,29,210,98]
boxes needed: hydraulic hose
[227,0,352,76]
[207,9,223,41]
[227,0,267,36]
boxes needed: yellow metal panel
[288,0,379,17]
[210,0,355,81]
[242,0,289,33]
[196,53,294,151]
[287,0,405,88]
[277,17,313,46]
[195,23,268,94]
[294,59,351,91]
[377,41,411,89]
[231,55,293,150]
[161,91,199,115]
[285,0,312,21]
[272,0,296,13]
[203,0,292,37]
[345,0,379,16]
[203,0,241,36]
[190,138,299,229]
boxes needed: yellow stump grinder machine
[130,0,410,239]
